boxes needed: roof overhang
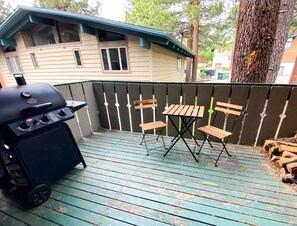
[0,6,195,58]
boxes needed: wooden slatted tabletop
[162,104,204,118]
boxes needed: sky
[9,0,128,21]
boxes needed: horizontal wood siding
[151,44,184,82]
[0,33,153,87]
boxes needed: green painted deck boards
[1,129,297,226]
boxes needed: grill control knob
[21,91,32,98]
[40,114,50,123]
[19,120,32,131]
[58,109,67,117]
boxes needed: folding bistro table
[162,104,204,162]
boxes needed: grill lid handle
[21,102,53,114]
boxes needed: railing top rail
[56,80,297,88]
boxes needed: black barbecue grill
[0,76,87,206]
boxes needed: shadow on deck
[1,129,297,226]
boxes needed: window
[73,50,83,66]
[285,38,293,50]
[6,56,23,74]
[98,29,125,42]
[30,53,39,68]
[57,21,80,43]
[30,22,80,46]
[177,57,182,70]
[32,25,56,46]
[100,47,128,71]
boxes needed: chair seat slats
[198,125,232,139]
[140,121,166,131]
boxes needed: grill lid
[0,83,66,124]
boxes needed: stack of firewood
[263,134,297,183]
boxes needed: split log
[263,140,277,152]
[279,145,297,154]
[271,155,280,162]
[264,139,297,147]
[279,157,297,167]
[274,160,282,169]
[287,162,297,175]
[281,174,294,183]
[279,167,294,183]
[280,167,287,175]
[282,151,297,158]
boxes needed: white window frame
[177,56,182,70]
[30,53,39,68]
[100,46,129,72]
[5,52,23,74]
[73,49,83,67]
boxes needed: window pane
[74,50,82,66]
[32,25,55,46]
[109,48,120,70]
[14,56,23,72]
[101,49,109,70]
[30,53,39,68]
[7,57,16,73]
[120,48,128,70]
[98,29,125,42]
[58,22,80,43]
[6,56,23,74]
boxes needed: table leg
[164,116,199,162]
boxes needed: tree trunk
[231,0,281,83]
[289,54,297,84]
[185,25,193,82]
[266,0,296,83]
[191,0,200,82]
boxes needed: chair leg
[196,138,206,155]
[143,135,149,156]
[161,130,168,150]
[139,132,150,155]
[215,139,231,167]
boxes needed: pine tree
[231,0,281,83]
[33,0,101,16]
[0,0,12,23]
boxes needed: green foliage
[0,0,12,23]
[199,70,207,78]
[125,0,179,32]
[198,48,214,62]
[290,3,297,35]
[222,66,230,71]
[126,0,238,53]
[33,0,101,16]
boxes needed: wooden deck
[1,129,297,226]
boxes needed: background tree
[231,0,281,83]
[126,0,234,82]
[266,0,296,83]
[33,0,101,16]
[0,0,12,23]
[288,2,297,34]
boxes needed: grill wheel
[27,184,51,206]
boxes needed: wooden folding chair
[134,99,167,155]
[196,102,243,166]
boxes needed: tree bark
[266,0,296,83]
[231,0,282,83]
[191,0,200,82]
[185,25,193,82]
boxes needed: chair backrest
[134,99,157,110]
[214,102,243,116]
[212,102,243,133]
